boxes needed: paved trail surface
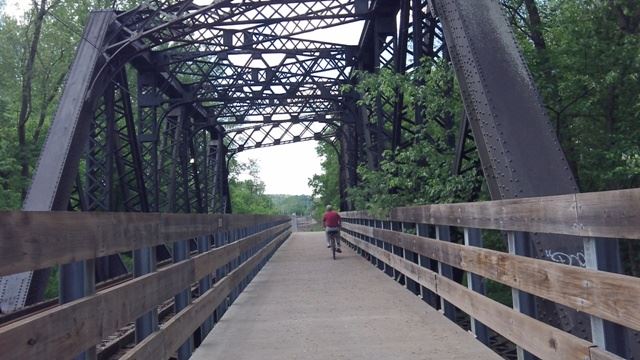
[192,232,500,360]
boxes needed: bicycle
[327,229,340,259]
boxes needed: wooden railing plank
[575,189,640,239]
[341,188,640,239]
[119,230,290,360]
[192,223,289,281]
[590,347,626,360]
[0,223,290,360]
[0,212,287,276]
[342,232,614,360]
[342,222,640,332]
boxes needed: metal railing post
[60,259,96,360]
[173,238,192,360]
[416,223,439,308]
[436,225,456,321]
[507,231,535,360]
[583,237,606,348]
[463,228,489,345]
[134,247,157,343]
[198,234,213,337]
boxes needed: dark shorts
[325,227,339,234]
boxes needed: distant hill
[268,194,313,216]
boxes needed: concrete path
[192,232,501,360]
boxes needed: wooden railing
[0,212,291,360]
[340,188,640,360]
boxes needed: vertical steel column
[375,220,385,271]
[382,221,394,277]
[435,225,455,321]
[584,238,605,347]
[401,222,420,295]
[463,228,489,345]
[173,237,192,359]
[507,231,535,360]
[338,117,358,211]
[392,0,410,150]
[584,238,628,356]
[177,116,192,213]
[60,259,95,359]
[390,221,403,283]
[137,72,162,212]
[134,247,157,342]
[198,235,214,337]
[431,0,609,336]
[112,70,150,213]
[411,0,426,122]
[373,13,395,154]
[210,128,230,214]
[416,223,439,308]
[213,231,221,323]
[0,12,116,312]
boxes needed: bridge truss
[0,0,633,357]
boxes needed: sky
[3,1,28,18]
[236,141,323,196]
[2,1,365,197]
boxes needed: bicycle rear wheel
[331,236,336,260]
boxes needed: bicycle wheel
[331,235,336,260]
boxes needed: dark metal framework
[0,0,632,357]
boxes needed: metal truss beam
[225,120,337,155]
[432,0,618,345]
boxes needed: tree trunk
[17,0,49,200]
[609,0,640,34]
[523,0,546,51]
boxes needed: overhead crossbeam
[224,119,338,155]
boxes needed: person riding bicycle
[322,205,341,253]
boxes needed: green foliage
[346,60,482,215]
[44,266,58,299]
[230,159,313,216]
[229,158,277,215]
[0,1,142,208]
[349,141,481,217]
[505,0,640,275]
[351,60,463,131]
[268,194,313,216]
[511,0,640,192]
[308,142,341,220]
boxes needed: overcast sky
[3,1,27,18]
[3,2,364,196]
[236,141,323,195]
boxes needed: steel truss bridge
[0,0,639,359]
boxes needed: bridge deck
[192,232,500,360]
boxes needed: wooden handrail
[341,188,640,239]
[339,188,640,360]
[341,233,622,360]
[0,212,288,276]
[342,222,640,332]
[120,229,290,360]
[0,222,291,360]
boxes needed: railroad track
[0,252,208,359]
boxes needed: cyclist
[322,205,341,253]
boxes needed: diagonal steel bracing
[2,1,622,355]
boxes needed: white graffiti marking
[543,250,586,268]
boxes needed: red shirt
[323,211,341,228]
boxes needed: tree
[340,60,483,216]
[229,158,277,215]
[269,194,313,216]
[0,0,139,207]
[308,141,341,220]
[16,0,62,199]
